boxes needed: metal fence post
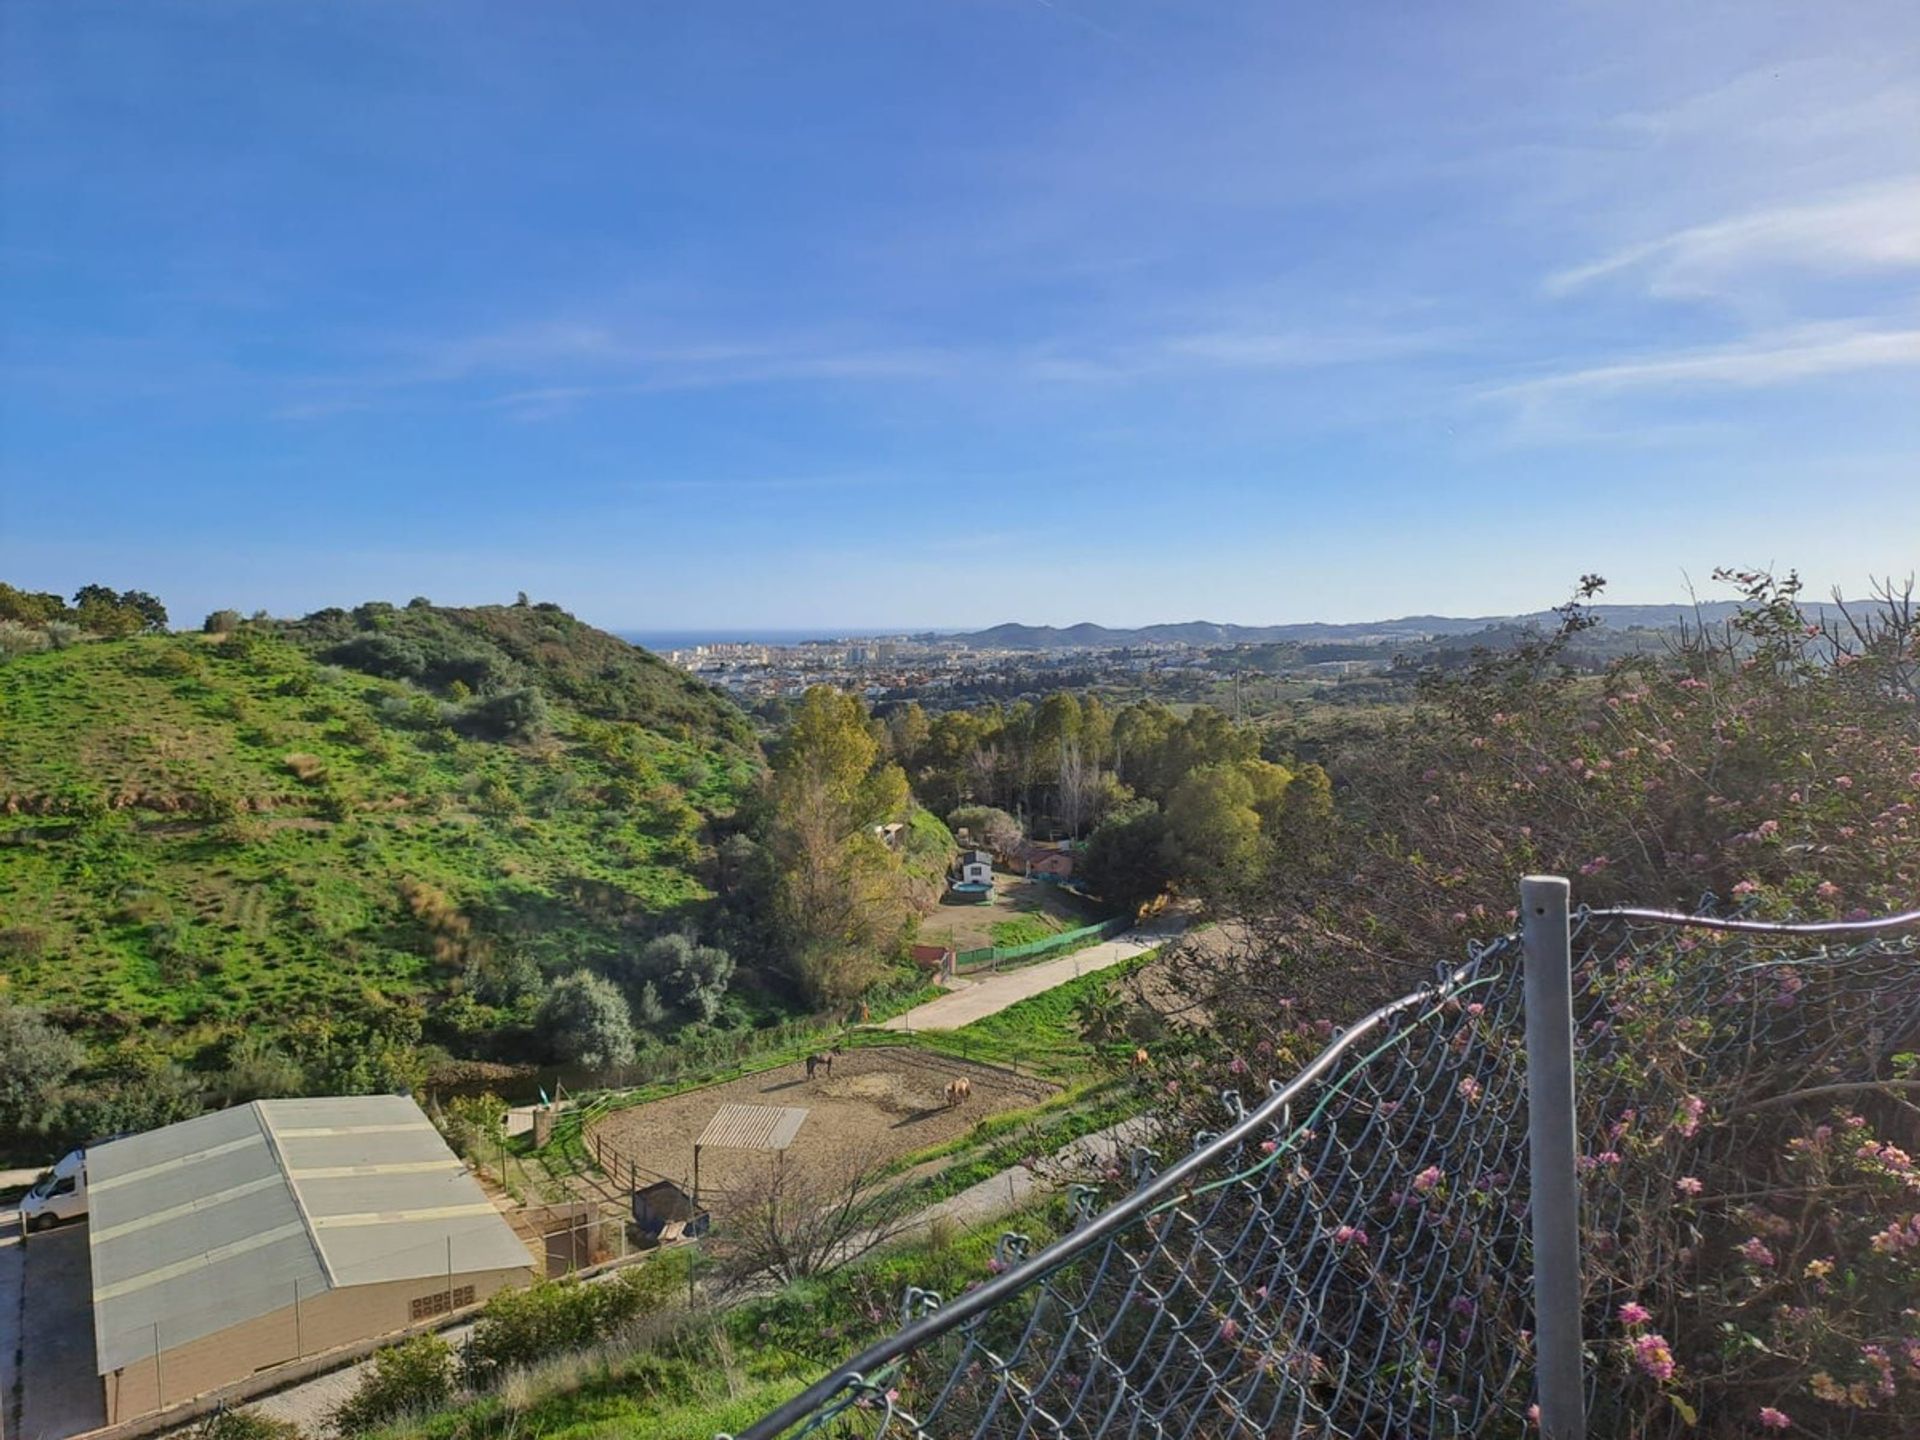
[1522,874,1585,1440]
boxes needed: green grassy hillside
[0,609,759,1092]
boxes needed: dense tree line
[872,693,1331,913]
[0,581,169,655]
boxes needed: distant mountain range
[930,602,1791,651]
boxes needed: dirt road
[882,919,1183,1032]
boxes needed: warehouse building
[88,1094,534,1422]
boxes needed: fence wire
[724,902,1920,1440]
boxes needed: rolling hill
[942,602,1787,650]
[0,603,761,1094]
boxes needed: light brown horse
[944,1077,972,1107]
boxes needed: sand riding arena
[587,1045,1054,1211]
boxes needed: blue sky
[3,2,1917,630]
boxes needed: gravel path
[882,919,1183,1032]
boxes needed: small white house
[956,849,993,885]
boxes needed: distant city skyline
[4,3,1917,627]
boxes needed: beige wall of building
[102,1264,530,1424]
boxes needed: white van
[19,1148,87,1232]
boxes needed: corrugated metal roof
[87,1095,531,1375]
[696,1103,809,1152]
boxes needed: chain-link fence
[721,885,1920,1440]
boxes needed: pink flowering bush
[1552,900,1920,1438]
[1136,572,1920,1437]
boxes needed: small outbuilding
[89,1094,534,1423]
[954,849,994,886]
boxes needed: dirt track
[589,1047,1054,1210]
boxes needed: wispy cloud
[1487,323,1920,401]
[296,316,1445,421]
[1546,179,1920,298]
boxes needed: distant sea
[618,628,896,651]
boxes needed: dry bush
[283,752,328,784]
[397,877,472,967]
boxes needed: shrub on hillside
[536,971,636,1068]
[0,620,50,660]
[464,1264,680,1384]
[42,620,84,650]
[328,1334,456,1434]
[0,582,67,625]
[463,948,544,1010]
[456,685,550,742]
[283,752,328,784]
[436,1091,507,1159]
[612,934,736,1023]
[0,1003,86,1143]
[327,632,428,680]
[202,609,243,634]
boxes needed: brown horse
[944,1077,972,1107]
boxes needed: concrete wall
[101,1265,529,1424]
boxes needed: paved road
[882,920,1182,1033]
[4,1223,106,1440]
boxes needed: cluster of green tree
[718,687,951,1008]
[502,932,738,1071]
[279,598,756,749]
[0,987,433,1156]
[0,581,169,653]
[867,693,1329,913]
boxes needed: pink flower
[1617,1301,1651,1327]
[1631,1332,1676,1382]
[1457,1078,1483,1103]
[1229,1056,1248,1074]
[1259,1139,1277,1155]
[1736,1237,1776,1268]
[1816,880,1841,900]
[1675,1176,1704,1197]
[1731,880,1760,897]
[1217,1317,1239,1342]
[1835,776,1853,789]
[1412,1165,1445,1193]
[1332,1225,1369,1247]
[1675,1095,1706,1138]
[1756,1406,1790,1430]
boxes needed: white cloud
[1546,179,1920,298]
[1488,324,1920,401]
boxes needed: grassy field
[920,870,1094,953]
[0,623,755,1070]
